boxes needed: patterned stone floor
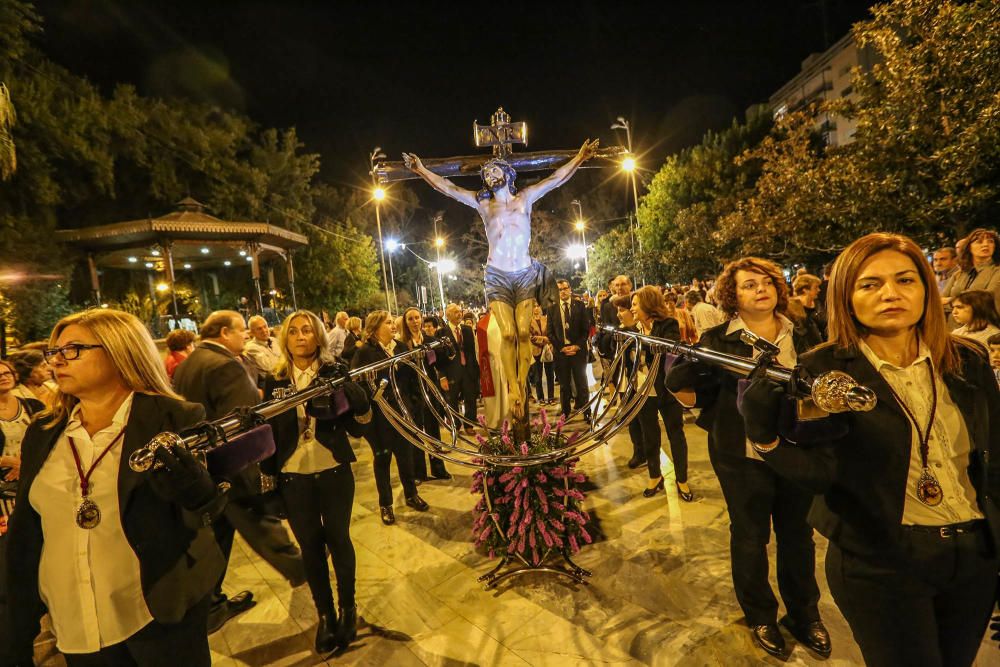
[32,401,1000,666]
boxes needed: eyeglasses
[43,343,104,361]
[0,371,14,380]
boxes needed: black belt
[904,519,985,539]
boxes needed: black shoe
[642,477,665,498]
[626,457,646,469]
[405,494,429,511]
[676,482,694,502]
[432,471,453,481]
[207,591,256,634]
[380,506,395,525]
[780,616,831,659]
[751,623,786,659]
[315,611,338,654]
[336,605,358,649]
[414,474,430,483]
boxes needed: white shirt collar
[66,392,135,432]
[859,336,932,372]
[725,313,794,338]
[290,361,319,388]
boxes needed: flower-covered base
[470,410,594,589]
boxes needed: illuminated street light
[574,220,584,231]
[155,282,169,292]
[565,244,587,260]
[373,187,386,201]
[435,237,444,248]
[571,199,589,273]
[384,238,400,312]
[385,238,399,252]
[370,146,392,314]
[621,156,636,172]
[437,258,457,274]
[611,115,643,285]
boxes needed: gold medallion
[916,470,943,507]
[76,497,101,529]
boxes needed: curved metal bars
[374,334,659,468]
[603,325,878,413]
[129,340,448,472]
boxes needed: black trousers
[447,367,478,423]
[280,466,356,614]
[63,596,211,667]
[529,356,555,401]
[826,528,998,667]
[709,446,821,626]
[366,430,417,506]
[554,351,589,418]
[657,394,688,484]
[412,402,448,479]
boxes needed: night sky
[31,0,878,191]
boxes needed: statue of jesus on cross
[402,137,599,419]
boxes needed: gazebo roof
[54,197,309,252]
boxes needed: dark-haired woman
[628,286,692,502]
[262,309,371,655]
[397,307,451,482]
[942,228,1000,314]
[0,358,44,521]
[9,350,55,409]
[351,311,428,526]
[740,233,1000,667]
[951,289,1000,347]
[665,257,828,660]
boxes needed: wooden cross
[373,106,626,184]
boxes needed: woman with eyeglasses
[350,311,428,526]
[5,308,228,667]
[261,310,371,655]
[665,257,829,661]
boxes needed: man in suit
[441,303,479,435]
[546,280,591,422]
[174,310,304,633]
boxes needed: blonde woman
[350,311,428,525]
[262,310,371,654]
[6,308,226,666]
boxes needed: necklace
[67,430,126,529]
[884,363,942,507]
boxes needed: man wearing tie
[546,280,591,422]
[442,303,479,435]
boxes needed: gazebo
[55,198,308,326]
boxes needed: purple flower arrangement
[470,409,592,566]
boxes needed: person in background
[0,358,44,520]
[351,311,429,525]
[547,280,592,423]
[396,307,451,482]
[243,316,280,387]
[685,290,724,339]
[988,332,1000,386]
[739,233,999,667]
[950,289,1000,347]
[9,350,55,409]
[666,257,829,660]
[6,308,227,666]
[327,311,349,359]
[340,316,364,365]
[942,228,1000,314]
[441,304,479,435]
[787,274,825,350]
[262,310,370,655]
[933,246,959,295]
[528,305,554,405]
[163,329,195,381]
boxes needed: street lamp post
[612,117,644,286]
[433,214,446,311]
[571,199,589,274]
[370,147,393,314]
[384,238,400,313]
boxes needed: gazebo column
[161,240,180,324]
[86,253,102,306]
[249,242,264,314]
[286,251,298,311]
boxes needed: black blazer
[664,319,812,459]
[394,338,448,417]
[351,341,407,451]
[5,394,225,661]
[173,342,260,420]
[341,331,362,364]
[762,342,1000,562]
[261,364,365,476]
[546,299,590,354]
[439,322,478,382]
[640,318,681,398]
[0,397,44,456]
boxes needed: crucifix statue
[382,108,624,426]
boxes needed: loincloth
[484,259,558,309]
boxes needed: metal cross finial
[474,106,527,158]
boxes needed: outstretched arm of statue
[402,152,479,208]
[521,138,599,204]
